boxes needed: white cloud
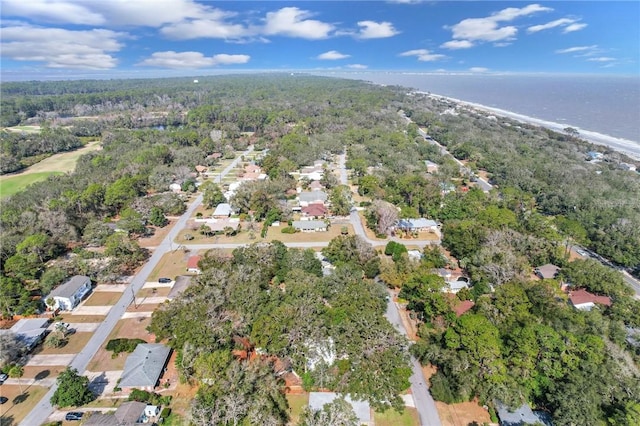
[444,3,551,48]
[563,23,587,33]
[0,24,124,69]
[137,51,250,68]
[160,19,251,40]
[317,50,350,60]
[469,67,489,72]
[387,0,425,4]
[587,57,616,62]
[527,18,574,33]
[347,64,368,69]
[1,0,217,27]
[400,49,446,62]
[441,40,474,50]
[356,21,399,39]
[555,45,598,54]
[263,7,334,39]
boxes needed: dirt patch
[147,250,195,282]
[21,365,66,380]
[56,314,107,323]
[83,292,121,306]
[88,317,153,371]
[0,385,48,426]
[137,287,172,298]
[435,400,491,426]
[169,380,199,417]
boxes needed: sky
[1,1,639,80]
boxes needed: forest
[0,74,639,425]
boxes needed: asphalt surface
[21,147,253,426]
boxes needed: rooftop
[49,275,90,299]
[119,343,171,388]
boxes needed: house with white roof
[212,203,233,218]
[46,275,92,311]
[298,191,328,207]
[308,393,370,425]
[293,220,328,232]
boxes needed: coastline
[423,92,640,161]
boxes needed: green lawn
[286,394,309,425]
[0,172,61,198]
[374,407,420,426]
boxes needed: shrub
[106,338,146,356]
[280,226,297,234]
[429,370,460,404]
[161,407,172,418]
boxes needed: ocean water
[322,72,640,145]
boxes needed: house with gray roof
[46,275,92,311]
[119,343,171,391]
[496,401,552,426]
[308,392,370,425]
[293,220,328,232]
[396,218,441,236]
[0,318,50,352]
[298,191,328,207]
[212,203,233,218]
[84,401,147,425]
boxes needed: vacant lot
[21,365,66,380]
[147,250,195,282]
[374,407,420,426]
[286,394,309,425]
[37,332,93,355]
[138,220,176,248]
[0,385,48,426]
[137,287,172,298]
[83,291,122,307]
[88,317,153,371]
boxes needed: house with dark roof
[46,275,92,311]
[534,264,560,280]
[301,204,328,219]
[119,344,171,391]
[84,401,147,425]
[496,401,552,426]
[569,288,612,311]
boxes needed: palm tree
[8,364,24,393]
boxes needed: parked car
[65,412,84,421]
[0,396,8,404]
[0,373,8,384]
[158,277,172,283]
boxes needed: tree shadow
[35,369,50,380]
[89,371,108,396]
[0,414,15,426]
[12,392,29,405]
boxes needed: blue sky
[1,1,638,79]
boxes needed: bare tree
[370,200,398,235]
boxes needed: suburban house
[618,162,637,172]
[212,203,233,218]
[84,401,150,425]
[204,218,240,233]
[496,401,552,426]
[186,255,202,274]
[169,182,182,193]
[293,220,328,232]
[407,250,423,261]
[0,318,50,352]
[309,180,325,191]
[301,204,328,219]
[46,275,92,311]
[569,289,612,311]
[443,277,470,294]
[534,264,560,280]
[119,343,172,391]
[308,393,370,425]
[396,218,441,236]
[425,160,439,174]
[298,191,328,207]
[298,165,324,181]
[453,300,475,317]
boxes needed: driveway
[26,354,76,367]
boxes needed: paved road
[21,147,253,426]
[385,290,442,426]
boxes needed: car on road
[65,412,84,421]
[0,373,8,384]
[0,396,8,404]
[158,277,172,283]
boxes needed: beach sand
[425,93,640,161]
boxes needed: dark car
[0,373,8,384]
[65,412,84,421]
[158,277,172,283]
[0,396,8,404]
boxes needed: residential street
[21,147,253,426]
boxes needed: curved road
[21,147,253,426]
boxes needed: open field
[0,172,63,198]
[87,317,153,371]
[3,125,41,133]
[137,220,177,248]
[0,141,101,198]
[374,407,420,426]
[0,385,48,426]
[56,314,107,323]
[137,287,171,298]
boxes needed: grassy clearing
[83,292,122,307]
[147,250,195,282]
[286,394,310,425]
[37,332,93,355]
[0,172,62,198]
[374,407,420,426]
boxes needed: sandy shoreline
[422,92,640,161]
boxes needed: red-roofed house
[569,289,612,311]
[301,204,328,219]
[245,164,261,174]
[186,255,202,274]
[453,300,475,317]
